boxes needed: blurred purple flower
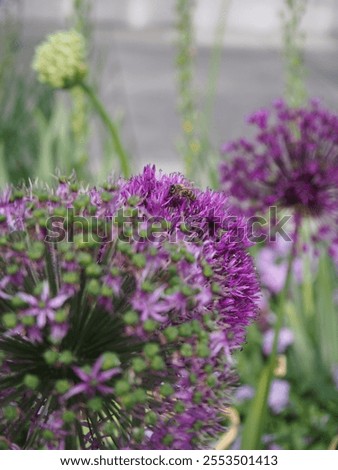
[333,290,338,306]
[268,443,283,450]
[231,436,241,450]
[331,365,338,390]
[257,248,287,294]
[268,379,290,414]
[262,435,283,450]
[263,327,294,355]
[220,99,338,261]
[256,237,305,294]
[235,385,255,403]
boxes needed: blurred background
[1,1,338,450]
[1,0,338,178]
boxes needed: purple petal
[50,324,69,341]
[18,293,38,306]
[36,312,47,329]
[99,368,121,382]
[41,282,50,302]
[92,357,104,376]
[72,367,90,382]
[64,383,88,400]
[97,384,114,395]
[0,290,11,300]
[48,294,70,309]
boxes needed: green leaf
[315,251,338,371]
[240,360,274,450]
[0,141,9,188]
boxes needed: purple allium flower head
[220,100,338,260]
[268,379,290,414]
[0,166,259,450]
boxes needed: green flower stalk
[32,30,131,178]
[70,1,92,179]
[175,0,202,179]
[175,0,230,187]
[281,0,308,107]
[72,0,92,41]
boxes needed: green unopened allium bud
[62,410,76,423]
[43,350,59,365]
[32,30,87,89]
[23,374,40,390]
[88,397,103,412]
[55,380,71,394]
[4,406,19,421]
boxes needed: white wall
[18,0,337,44]
[195,0,336,45]
[20,0,72,20]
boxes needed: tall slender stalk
[282,0,308,107]
[198,0,231,188]
[0,2,20,88]
[175,0,201,179]
[241,242,296,450]
[72,0,92,41]
[71,4,131,177]
[70,0,93,178]
[80,82,131,178]
[0,143,9,188]
[175,0,230,185]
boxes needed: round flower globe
[220,99,338,259]
[32,30,87,89]
[0,166,259,449]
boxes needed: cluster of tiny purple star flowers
[0,166,259,450]
[220,99,338,260]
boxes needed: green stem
[241,242,295,450]
[175,0,200,179]
[270,247,294,360]
[80,82,131,178]
[0,141,10,189]
[199,0,231,188]
[282,0,308,107]
[201,0,230,140]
